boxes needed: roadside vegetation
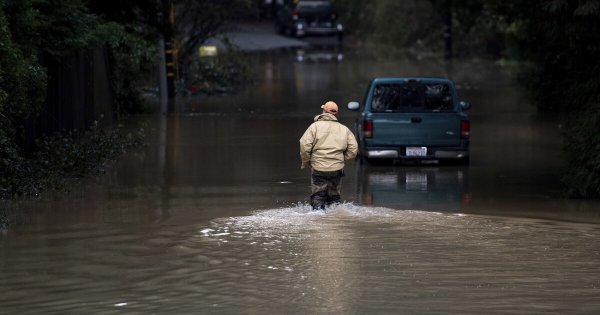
[0,0,252,199]
[1,1,151,198]
[338,0,600,198]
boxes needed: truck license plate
[406,147,427,157]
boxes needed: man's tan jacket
[299,113,358,172]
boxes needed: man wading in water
[299,101,358,210]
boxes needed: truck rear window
[370,83,454,113]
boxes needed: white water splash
[197,202,450,242]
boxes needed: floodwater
[2,44,600,314]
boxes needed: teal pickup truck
[347,77,471,165]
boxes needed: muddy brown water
[2,48,600,314]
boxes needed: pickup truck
[347,77,472,164]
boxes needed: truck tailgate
[369,113,463,146]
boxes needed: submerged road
[206,21,309,52]
[2,19,600,315]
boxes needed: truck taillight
[363,120,373,138]
[292,10,299,20]
[460,120,470,139]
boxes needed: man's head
[321,101,338,115]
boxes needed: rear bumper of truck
[364,147,469,160]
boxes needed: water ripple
[2,204,600,314]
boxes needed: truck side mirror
[460,101,471,111]
[347,101,360,111]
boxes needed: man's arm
[344,128,359,160]
[299,124,315,168]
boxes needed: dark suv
[275,0,343,40]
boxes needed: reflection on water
[295,48,344,63]
[354,165,470,212]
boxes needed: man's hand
[301,161,310,169]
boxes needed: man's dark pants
[310,169,344,210]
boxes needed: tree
[172,0,252,81]
[488,0,600,197]
[0,2,47,143]
[1,0,151,197]
[88,0,253,96]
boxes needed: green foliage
[103,23,160,114]
[87,0,164,37]
[498,0,600,197]
[336,0,504,57]
[0,5,47,123]
[30,0,105,58]
[1,4,47,197]
[336,0,440,54]
[4,0,108,59]
[502,0,600,111]
[0,125,27,197]
[34,120,145,178]
[563,105,600,198]
[186,41,251,95]
[1,120,145,199]
[1,0,154,200]
[173,0,253,77]
[86,0,164,114]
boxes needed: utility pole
[164,39,177,98]
[158,37,168,113]
[158,0,176,101]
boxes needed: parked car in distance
[275,0,343,40]
[347,77,471,165]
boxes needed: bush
[563,105,600,198]
[185,43,251,95]
[103,24,160,114]
[0,120,145,199]
[0,5,47,140]
[1,2,152,200]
